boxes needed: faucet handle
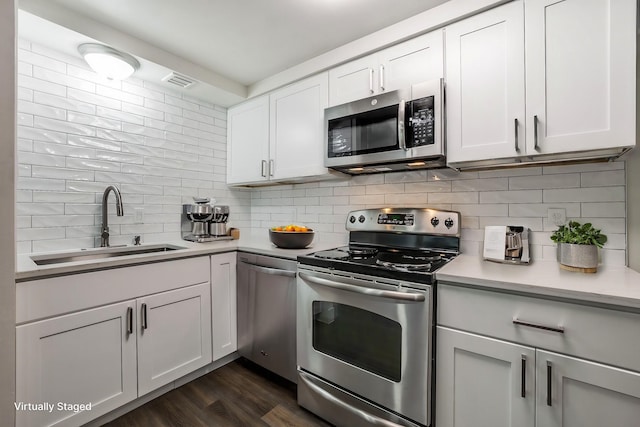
[133,235,141,246]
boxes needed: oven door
[297,268,432,426]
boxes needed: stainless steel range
[296,208,460,427]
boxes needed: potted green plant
[550,221,607,273]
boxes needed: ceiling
[18,0,450,106]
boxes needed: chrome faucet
[101,185,124,247]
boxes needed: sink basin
[30,244,187,266]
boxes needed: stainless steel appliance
[297,207,461,427]
[181,198,232,242]
[325,79,445,174]
[237,253,297,383]
[483,225,531,264]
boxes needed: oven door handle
[298,371,406,427]
[299,272,425,302]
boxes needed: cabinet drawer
[438,283,640,372]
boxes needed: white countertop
[17,234,640,310]
[437,254,640,310]
[15,232,343,281]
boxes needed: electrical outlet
[134,208,144,224]
[548,208,566,226]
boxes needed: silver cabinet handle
[379,64,385,91]
[513,318,564,334]
[521,354,526,398]
[299,271,424,302]
[369,68,374,94]
[534,115,540,151]
[261,160,267,177]
[298,371,404,427]
[241,260,296,277]
[141,303,148,330]
[514,118,520,152]
[269,159,274,177]
[546,361,553,406]
[398,99,407,151]
[126,306,133,335]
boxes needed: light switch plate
[548,208,566,226]
[134,208,144,224]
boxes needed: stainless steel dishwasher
[237,252,297,383]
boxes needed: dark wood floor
[104,358,333,427]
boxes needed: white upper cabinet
[227,95,270,184]
[329,31,444,106]
[445,1,525,163]
[227,72,336,186]
[446,0,636,166]
[524,0,636,155]
[269,73,329,180]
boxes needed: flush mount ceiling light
[78,43,140,80]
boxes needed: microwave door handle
[398,100,408,151]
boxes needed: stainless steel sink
[30,244,187,266]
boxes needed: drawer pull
[513,318,564,334]
[546,361,553,406]
[521,354,526,398]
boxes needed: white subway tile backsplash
[480,190,542,204]
[35,91,96,115]
[68,111,122,131]
[32,166,94,181]
[18,49,66,73]
[68,87,121,110]
[33,66,95,92]
[34,116,96,137]
[509,173,580,190]
[581,202,626,218]
[544,187,625,203]
[34,141,96,159]
[18,75,66,96]
[18,125,66,144]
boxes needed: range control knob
[430,217,440,227]
[349,215,356,224]
[358,215,366,223]
[444,218,454,229]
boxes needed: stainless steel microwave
[324,79,445,174]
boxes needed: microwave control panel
[406,96,435,147]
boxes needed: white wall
[0,0,16,424]
[251,162,627,265]
[16,39,251,253]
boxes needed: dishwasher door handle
[299,271,425,302]
[241,260,296,278]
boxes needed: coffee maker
[483,225,531,264]
[181,198,232,242]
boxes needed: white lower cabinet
[436,283,640,427]
[436,327,535,427]
[16,256,213,427]
[536,350,640,427]
[16,301,137,427]
[211,252,237,360]
[137,283,212,396]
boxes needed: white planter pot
[557,243,598,272]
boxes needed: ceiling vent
[162,72,197,89]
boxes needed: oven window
[327,105,399,158]
[312,301,401,382]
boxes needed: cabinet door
[328,54,378,106]
[269,73,329,180]
[536,350,640,427]
[16,300,137,427]
[211,252,237,361]
[379,30,444,94]
[227,95,270,184]
[137,283,212,395]
[436,327,535,427]
[525,0,636,155]
[445,1,526,163]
